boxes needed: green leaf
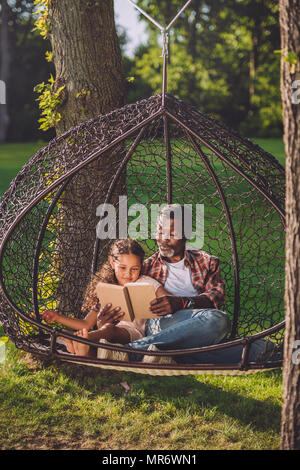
[285,51,298,65]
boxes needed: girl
[41,239,170,357]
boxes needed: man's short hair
[157,204,193,239]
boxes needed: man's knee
[211,309,231,340]
[194,308,231,341]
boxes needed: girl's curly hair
[81,239,145,313]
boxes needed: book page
[125,283,157,319]
[95,282,132,322]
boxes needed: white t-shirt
[164,258,198,297]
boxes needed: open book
[96,282,158,322]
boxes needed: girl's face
[110,253,142,286]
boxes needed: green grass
[0,138,285,450]
[0,141,46,195]
[0,138,285,196]
[0,337,282,450]
[252,138,285,165]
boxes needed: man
[144,204,226,316]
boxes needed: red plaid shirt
[142,249,225,309]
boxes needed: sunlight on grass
[0,338,282,450]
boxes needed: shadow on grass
[55,359,282,434]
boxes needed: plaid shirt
[142,249,225,309]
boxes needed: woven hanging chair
[0,93,285,376]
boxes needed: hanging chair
[0,1,285,376]
[0,92,285,376]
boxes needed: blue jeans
[174,337,276,365]
[125,308,231,363]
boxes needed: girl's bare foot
[57,336,76,354]
[74,329,90,357]
[63,337,76,354]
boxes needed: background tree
[133,0,282,136]
[46,0,125,134]
[35,0,126,315]
[0,0,54,142]
[280,0,300,450]
[1,0,284,141]
[0,1,53,142]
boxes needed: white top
[164,258,198,297]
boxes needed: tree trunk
[48,0,125,133]
[47,0,126,316]
[0,0,10,143]
[280,0,300,450]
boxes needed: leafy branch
[275,49,299,74]
[34,75,66,131]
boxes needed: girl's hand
[41,310,58,323]
[97,303,125,327]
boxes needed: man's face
[156,218,185,258]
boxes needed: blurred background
[0,0,284,194]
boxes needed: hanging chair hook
[127,0,193,102]
[161,28,169,58]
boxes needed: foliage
[2,0,284,141]
[32,0,51,38]
[32,0,63,131]
[34,75,66,131]
[129,0,282,137]
[275,48,299,74]
[1,0,55,142]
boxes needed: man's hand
[97,303,125,328]
[149,296,184,316]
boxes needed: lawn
[0,340,282,450]
[0,141,46,195]
[0,138,285,450]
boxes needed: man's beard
[158,244,175,258]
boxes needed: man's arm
[149,294,213,316]
[198,256,225,309]
[150,256,225,315]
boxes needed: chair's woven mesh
[0,94,285,368]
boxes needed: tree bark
[47,0,126,316]
[280,0,300,450]
[48,0,125,132]
[0,0,10,142]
